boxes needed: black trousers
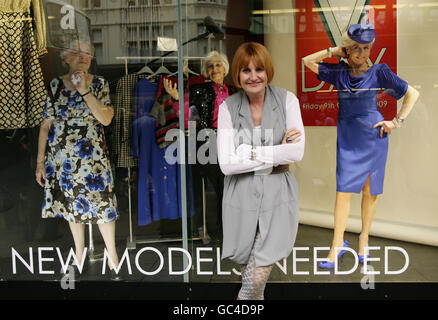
[191,162,224,238]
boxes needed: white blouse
[217,91,305,176]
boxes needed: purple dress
[318,62,408,195]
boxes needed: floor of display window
[1,195,438,299]
[1,218,437,284]
[0,152,437,299]
[0,174,437,283]
[1,218,437,300]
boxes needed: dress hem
[41,215,119,225]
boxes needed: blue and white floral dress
[41,76,119,224]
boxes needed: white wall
[264,0,438,246]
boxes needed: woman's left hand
[373,121,396,138]
[72,71,88,94]
[163,78,179,101]
[282,129,302,144]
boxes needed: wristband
[81,91,91,97]
[327,47,333,58]
[397,116,405,123]
[250,147,257,161]
[392,117,401,128]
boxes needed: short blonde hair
[231,42,274,88]
[201,51,230,79]
[341,30,375,48]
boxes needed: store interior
[0,0,437,295]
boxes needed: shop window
[92,29,102,42]
[140,41,150,56]
[163,25,174,38]
[127,27,137,40]
[92,28,102,64]
[128,41,138,61]
[91,0,101,8]
[94,43,103,64]
[152,40,159,56]
[152,25,160,39]
[2,0,436,298]
[140,26,149,40]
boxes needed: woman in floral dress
[35,40,121,280]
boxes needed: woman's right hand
[282,129,302,144]
[163,78,179,101]
[35,163,46,188]
[332,46,348,58]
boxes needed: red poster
[296,0,397,126]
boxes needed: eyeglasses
[67,50,94,58]
[207,62,224,70]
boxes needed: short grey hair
[201,51,230,79]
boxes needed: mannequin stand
[87,223,104,262]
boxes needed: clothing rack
[115,55,208,250]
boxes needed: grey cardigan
[220,85,300,267]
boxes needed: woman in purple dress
[303,24,420,268]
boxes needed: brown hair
[231,42,274,88]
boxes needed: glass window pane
[94,43,103,63]
[163,25,173,38]
[140,26,149,39]
[0,0,436,298]
[140,41,150,56]
[152,25,160,38]
[92,29,102,42]
[91,0,101,8]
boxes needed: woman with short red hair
[217,42,305,300]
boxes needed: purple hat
[347,23,375,44]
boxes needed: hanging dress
[0,0,47,129]
[41,76,119,224]
[133,78,195,225]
